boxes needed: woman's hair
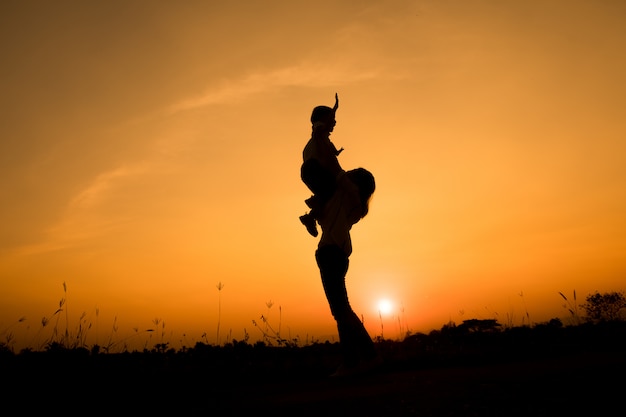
[347,168,376,218]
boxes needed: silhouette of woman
[314,167,381,376]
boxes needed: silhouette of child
[299,93,345,237]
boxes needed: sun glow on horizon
[377,299,393,316]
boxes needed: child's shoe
[299,213,318,237]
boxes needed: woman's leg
[315,245,377,367]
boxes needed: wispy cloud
[167,63,381,114]
[6,162,151,258]
[69,165,146,210]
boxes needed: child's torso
[303,137,342,175]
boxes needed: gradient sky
[1,0,625,351]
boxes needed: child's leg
[305,195,316,209]
[301,159,336,221]
[301,159,337,200]
[299,159,336,237]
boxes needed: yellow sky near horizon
[1,0,625,351]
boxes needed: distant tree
[458,319,501,333]
[582,291,626,322]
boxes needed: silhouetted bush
[583,291,626,322]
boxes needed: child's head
[310,106,335,125]
[310,93,339,127]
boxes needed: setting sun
[378,299,393,316]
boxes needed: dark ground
[2,323,625,416]
[246,351,624,417]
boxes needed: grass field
[2,319,624,416]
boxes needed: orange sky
[1,1,625,351]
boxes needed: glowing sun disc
[378,299,393,315]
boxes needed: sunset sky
[1,0,625,351]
